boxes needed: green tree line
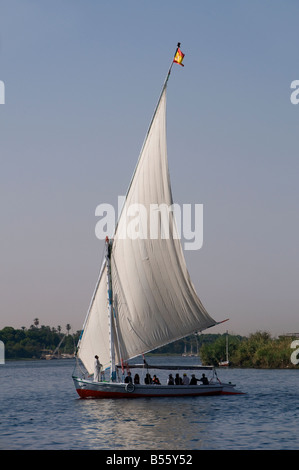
[1,324,298,368]
[199,331,299,369]
[0,323,80,359]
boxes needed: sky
[0,1,298,337]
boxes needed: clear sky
[0,1,298,337]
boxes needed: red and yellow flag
[173,47,185,66]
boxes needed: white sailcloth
[78,85,217,374]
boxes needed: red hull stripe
[76,388,224,399]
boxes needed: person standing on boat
[94,355,102,382]
[182,373,190,385]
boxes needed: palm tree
[66,324,71,335]
[33,318,39,328]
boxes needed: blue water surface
[0,358,298,450]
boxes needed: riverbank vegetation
[199,331,298,369]
[0,323,298,368]
[0,322,80,359]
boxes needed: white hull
[73,376,243,398]
[219,361,230,367]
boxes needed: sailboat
[72,44,243,398]
[219,331,230,367]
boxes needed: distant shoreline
[1,326,298,369]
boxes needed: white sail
[78,84,217,374]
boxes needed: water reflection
[77,397,214,450]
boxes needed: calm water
[0,357,298,450]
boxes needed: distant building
[279,333,299,338]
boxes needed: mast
[143,42,181,146]
[105,236,116,381]
[226,330,229,362]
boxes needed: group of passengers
[124,372,141,384]
[167,372,209,385]
[124,371,209,386]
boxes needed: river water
[0,357,298,450]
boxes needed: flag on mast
[173,47,185,66]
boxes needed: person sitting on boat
[182,373,190,385]
[144,373,152,384]
[134,373,140,384]
[94,355,102,382]
[189,374,200,385]
[152,374,161,385]
[167,374,174,385]
[199,373,209,385]
[124,371,132,384]
[175,373,183,385]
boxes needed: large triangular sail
[77,48,218,375]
